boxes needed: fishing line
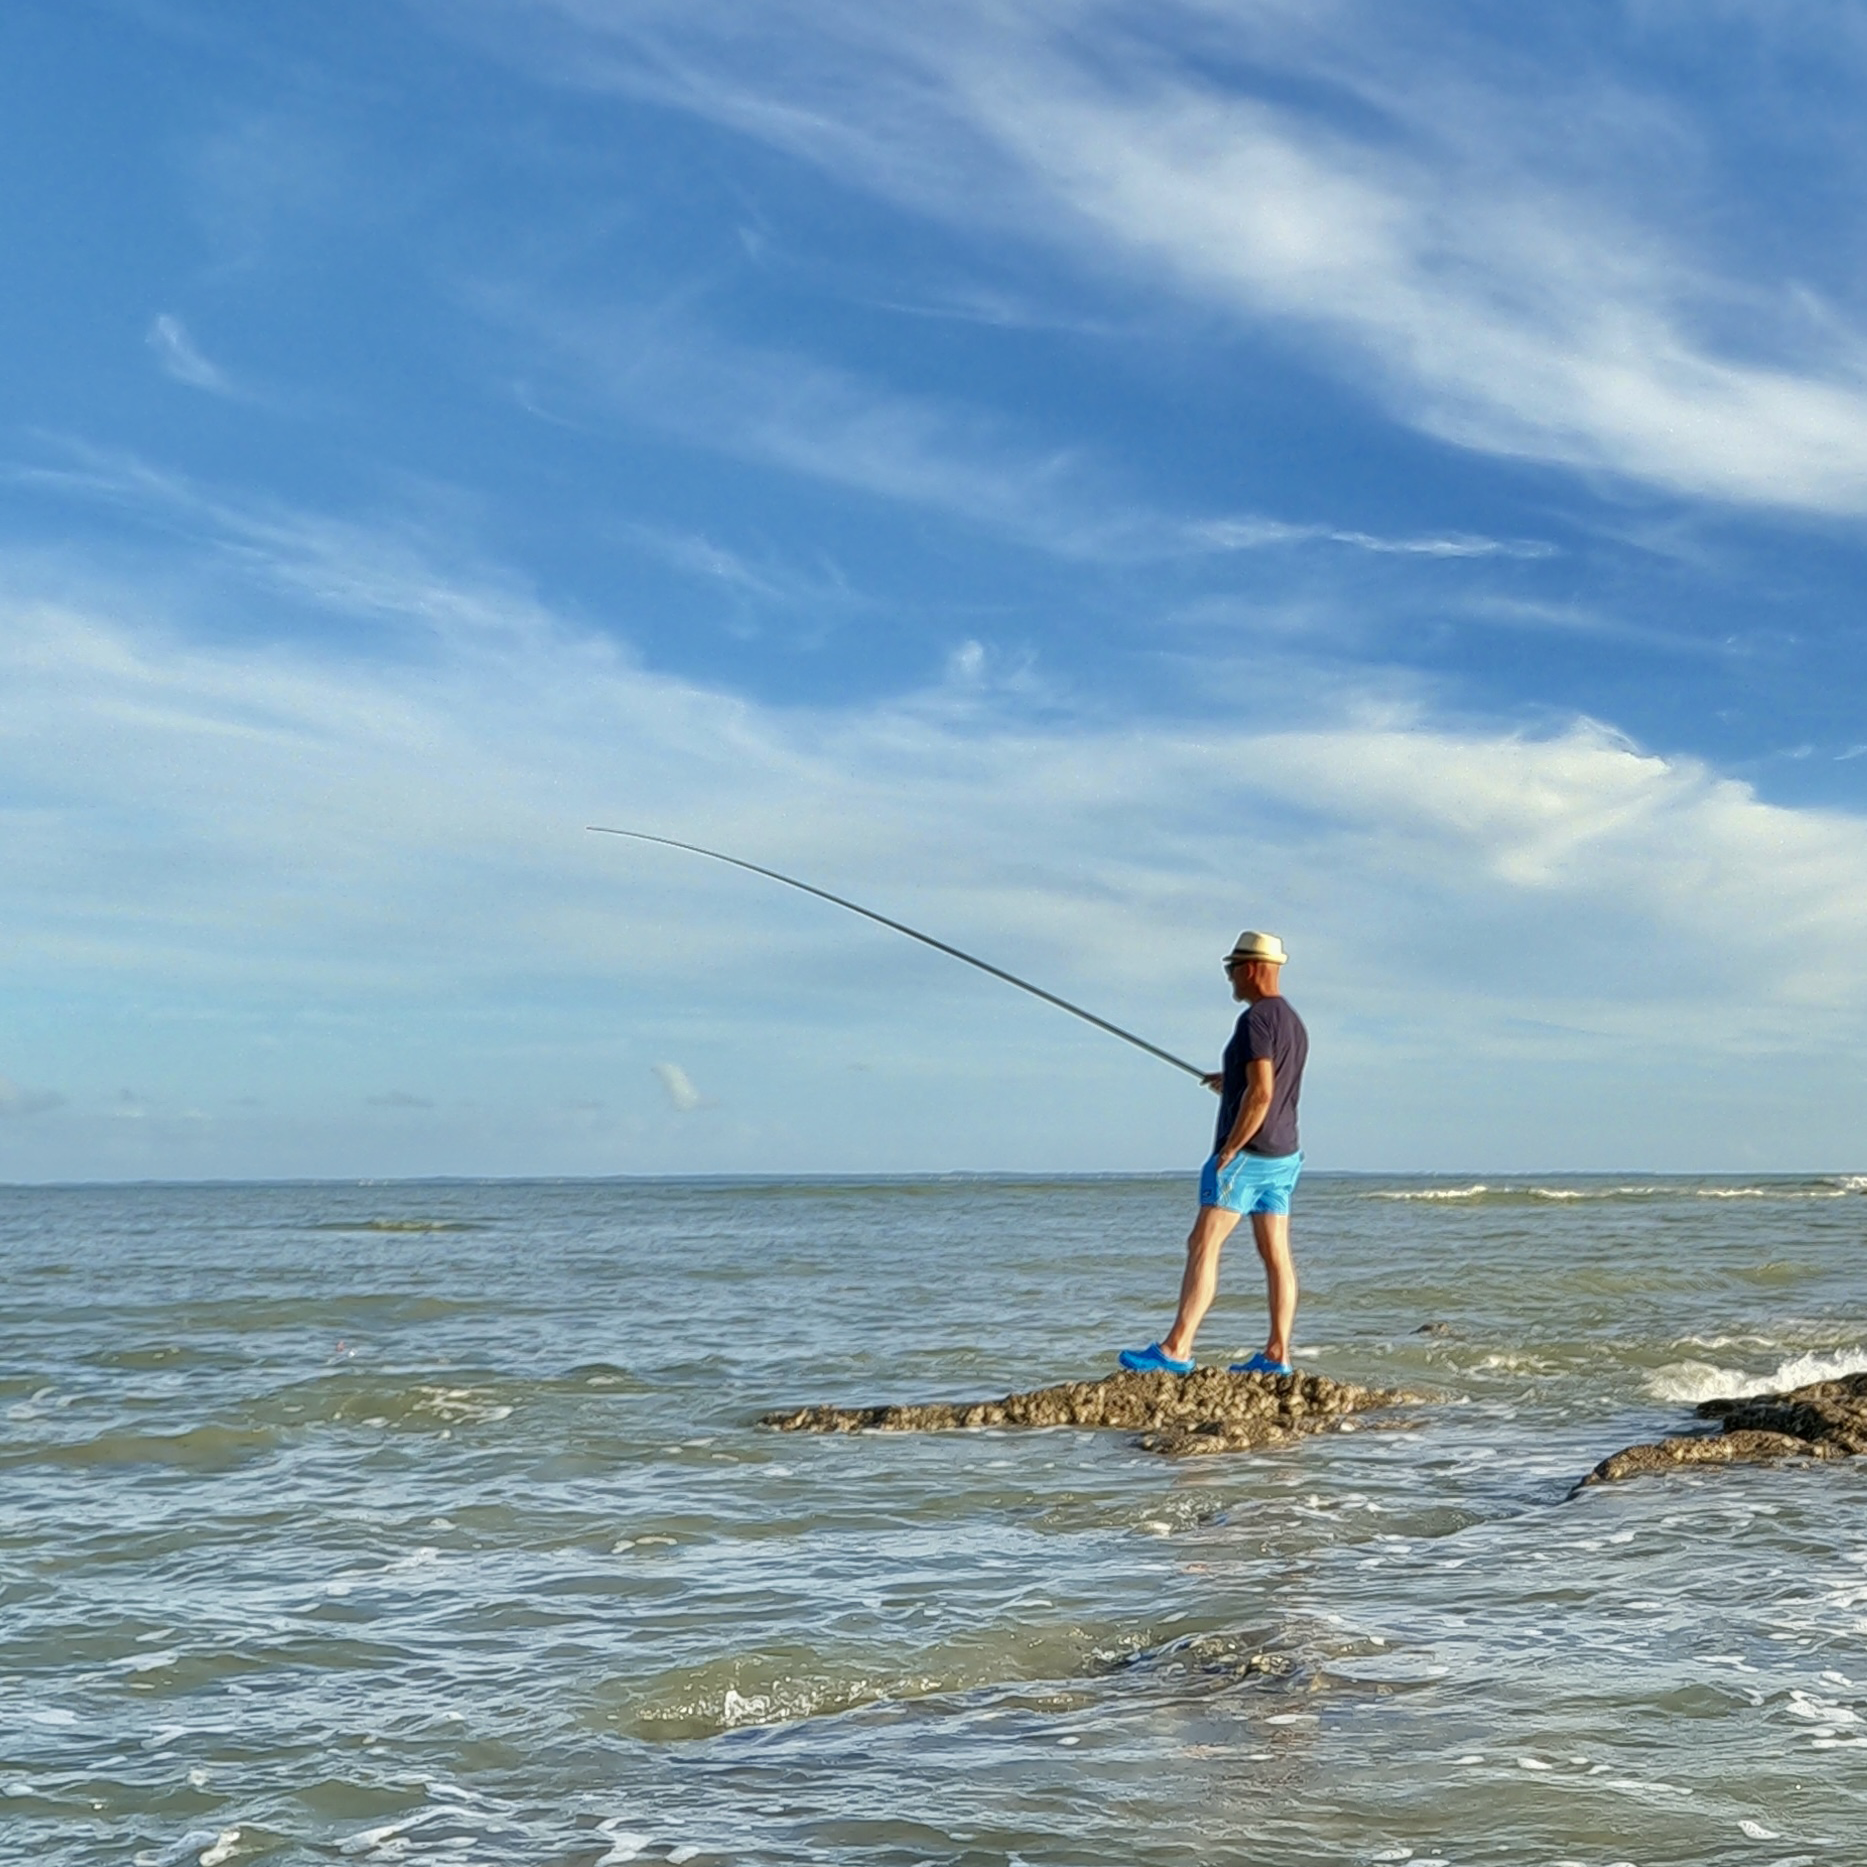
[586,825,1207,1080]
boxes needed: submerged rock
[759,1367,1419,1459]
[1583,1371,1867,1485]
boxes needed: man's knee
[1250,1211,1291,1254]
[1188,1206,1239,1251]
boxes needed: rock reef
[1583,1370,1867,1485]
[760,1366,1418,1459]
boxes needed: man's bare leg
[1159,1204,1242,1364]
[1251,1209,1297,1365]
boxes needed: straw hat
[1225,930,1288,966]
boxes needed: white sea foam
[1694,1183,1851,1199]
[594,1819,651,1864]
[1645,1348,1867,1404]
[413,1387,512,1426]
[132,1835,223,1867]
[720,1686,771,1727]
[1326,1654,1449,1684]
[1367,1178,1865,1204]
[322,1547,445,1601]
[338,1808,451,1855]
[1786,1690,1858,1725]
[1527,1184,1666,1200]
[118,1651,180,1674]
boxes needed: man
[1119,930,1308,1377]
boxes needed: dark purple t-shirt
[1213,997,1308,1158]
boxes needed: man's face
[1225,958,1275,1002]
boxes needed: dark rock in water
[1583,1371,1867,1486]
[759,1367,1420,1459]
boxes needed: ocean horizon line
[2,1166,1862,1192]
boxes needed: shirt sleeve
[1242,1002,1275,1061]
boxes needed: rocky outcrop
[1583,1371,1867,1485]
[760,1366,1419,1459]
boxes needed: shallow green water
[4,1173,1866,1865]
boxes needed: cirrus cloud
[454,0,1867,515]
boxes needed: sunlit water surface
[4,1174,1867,1866]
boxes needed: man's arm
[1216,1058,1273,1165]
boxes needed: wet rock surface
[1584,1371,1867,1485]
[760,1367,1419,1459]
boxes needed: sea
[4,1173,1866,1867]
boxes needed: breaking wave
[1367,1178,1867,1205]
[1644,1348,1867,1405]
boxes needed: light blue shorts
[1199,1149,1304,1216]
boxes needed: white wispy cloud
[622,525,861,627]
[653,1061,705,1111]
[464,0,1867,516]
[1455,596,1722,658]
[187,108,378,270]
[6,465,1867,1169]
[1190,518,1553,560]
[0,1077,63,1118]
[506,302,1550,568]
[146,314,237,395]
[503,300,1132,557]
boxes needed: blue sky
[6,0,1867,1178]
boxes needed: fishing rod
[586,825,1208,1081]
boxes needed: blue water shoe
[1230,1351,1294,1376]
[1119,1342,1195,1375]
